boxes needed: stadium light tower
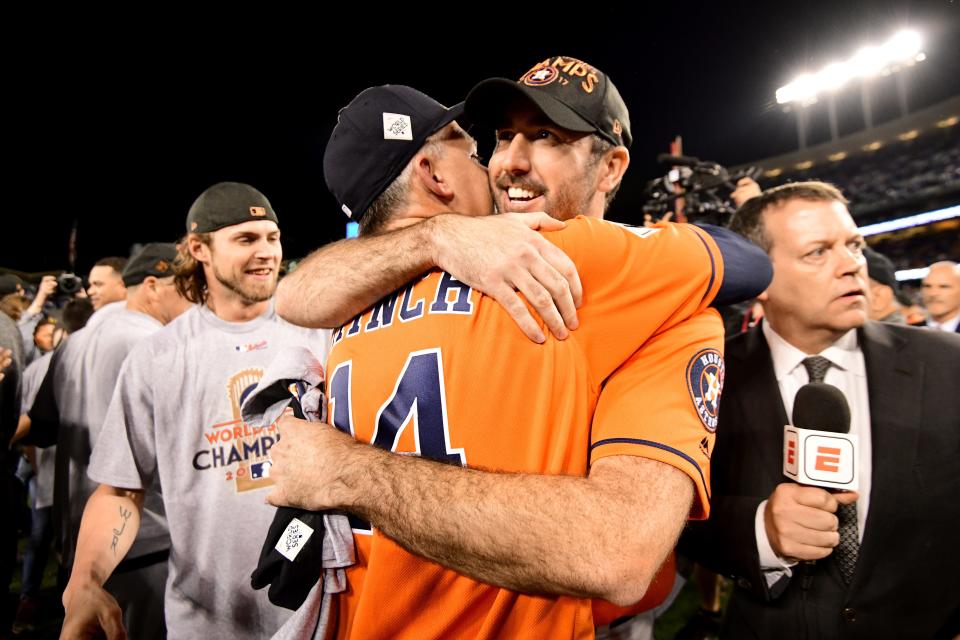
[776,29,926,148]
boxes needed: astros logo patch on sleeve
[686,348,724,432]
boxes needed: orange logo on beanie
[154,260,170,273]
[250,207,267,217]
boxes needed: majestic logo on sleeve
[686,349,725,432]
[191,368,286,493]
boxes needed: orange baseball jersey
[325,216,726,639]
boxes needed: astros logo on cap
[686,348,725,432]
[522,66,559,87]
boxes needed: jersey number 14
[327,348,466,466]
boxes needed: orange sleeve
[589,309,725,520]
[545,218,724,382]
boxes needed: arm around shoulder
[276,222,437,329]
[266,417,692,607]
[276,212,581,341]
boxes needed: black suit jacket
[681,321,960,639]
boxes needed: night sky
[7,1,960,275]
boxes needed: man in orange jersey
[267,66,769,638]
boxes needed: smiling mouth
[505,186,543,203]
[246,268,273,277]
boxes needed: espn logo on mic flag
[783,425,858,490]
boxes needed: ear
[596,146,630,195]
[142,275,159,296]
[187,234,211,265]
[756,289,769,303]
[413,153,454,201]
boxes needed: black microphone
[792,383,851,434]
[783,382,857,490]
[784,383,857,582]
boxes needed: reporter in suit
[680,182,960,639]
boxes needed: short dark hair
[360,166,413,236]
[730,181,848,252]
[589,135,622,212]
[62,298,95,333]
[359,133,448,236]
[94,256,128,274]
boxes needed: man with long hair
[60,183,330,640]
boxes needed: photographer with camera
[18,275,58,365]
[644,155,762,227]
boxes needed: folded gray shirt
[241,345,355,640]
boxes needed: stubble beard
[212,262,277,305]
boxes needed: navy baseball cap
[465,56,632,148]
[324,85,464,222]
[186,182,278,234]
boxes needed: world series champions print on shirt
[192,367,282,491]
[87,301,331,639]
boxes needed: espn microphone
[782,383,858,491]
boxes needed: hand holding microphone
[764,481,859,562]
[764,383,860,562]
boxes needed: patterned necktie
[801,355,831,384]
[801,355,860,584]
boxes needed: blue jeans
[20,504,52,598]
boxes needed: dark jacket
[681,321,960,639]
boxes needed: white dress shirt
[928,312,960,333]
[754,321,872,585]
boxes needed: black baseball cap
[122,243,178,286]
[186,182,278,234]
[465,55,632,148]
[864,246,897,289]
[864,246,911,305]
[0,274,24,296]
[324,85,464,222]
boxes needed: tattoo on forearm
[110,506,132,556]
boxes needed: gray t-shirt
[0,312,24,464]
[90,302,331,640]
[20,351,54,508]
[47,303,170,568]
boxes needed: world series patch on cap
[186,182,279,233]
[324,85,464,223]
[465,55,632,148]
